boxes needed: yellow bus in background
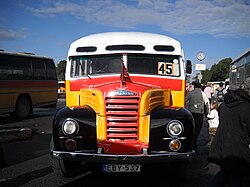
[0,51,58,118]
[57,81,66,97]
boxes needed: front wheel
[50,138,86,178]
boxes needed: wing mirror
[186,60,192,74]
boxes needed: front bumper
[51,150,195,164]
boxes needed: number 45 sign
[158,62,173,75]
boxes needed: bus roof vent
[106,45,145,51]
[20,52,35,55]
[154,45,175,52]
[76,46,97,52]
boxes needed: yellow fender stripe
[139,89,171,143]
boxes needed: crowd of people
[185,80,250,187]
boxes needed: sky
[0,0,250,75]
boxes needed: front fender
[149,107,194,152]
[52,106,97,151]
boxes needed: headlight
[62,119,79,135]
[167,120,183,136]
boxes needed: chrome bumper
[51,150,195,163]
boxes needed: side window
[245,59,250,79]
[32,59,46,80]
[0,56,32,80]
[12,57,32,80]
[45,60,57,80]
[0,56,12,80]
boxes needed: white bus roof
[68,32,183,57]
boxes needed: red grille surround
[105,96,139,140]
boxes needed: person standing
[207,100,219,144]
[185,81,210,151]
[225,81,230,93]
[207,82,250,187]
[204,83,213,104]
[214,82,226,103]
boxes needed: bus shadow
[62,169,182,187]
[0,98,65,126]
[0,109,57,126]
[60,155,214,187]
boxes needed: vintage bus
[0,51,58,118]
[50,32,194,178]
[229,48,250,89]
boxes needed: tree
[201,69,212,84]
[210,58,232,82]
[56,60,66,81]
[201,57,232,84]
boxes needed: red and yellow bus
[50,32,194,179]
[0,51,58,118]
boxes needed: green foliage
[201,58,232,84]
[201,69,211,84]
[56,60,66,81]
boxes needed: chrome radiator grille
[105,96,139,140]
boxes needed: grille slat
[106,95,139,140]
[108,122,138,127]
[107,133,138,139]
[107,116,138,122]
[107,127,137,132]
[106,111,138,116]
[106,105,138,110]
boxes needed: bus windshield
[70,53,181,78]
[128,54,180,76]
[70,55,122,77]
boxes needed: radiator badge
[109,90,137,96]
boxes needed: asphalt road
[0,98,249,187]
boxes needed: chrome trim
[162,137,187,140]
[59,136,83,139]
[51,150,195,164]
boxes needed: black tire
[15,97,31,118]
[50,138,86,178]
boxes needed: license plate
[103,164,141,172]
